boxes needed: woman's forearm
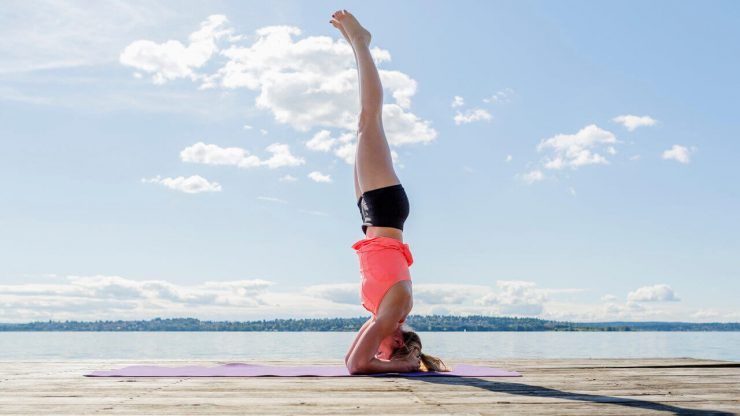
[346,318,399,374]
[345,317,374,365]
[361,357,409,374]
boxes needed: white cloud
[4,6,437,149]
[243,124,253,130]
[0,6,266,120]
[380,70,417,109]
[215,25,376,130]
[537,124,618,170]
[475,281,548,316]
[505,155,512,162]
[262,143,305,168]
[279,174,298,182]
[307,281,566,319]
[627,284,680,302]
[390,150,402,168]
[181,142,261,168]
[450,90,509,126]
[119,19,437,173]
[303,130,360,165]
[0,275,276,322]
[180,142,304,169]
[383,104,437,145]
[0,276,711,322]
[598,299,648,319]
[662,144,691,164]
[305,129,337,152]
[362,280,708,321]
[454,108,492,125]
[613,115,657,131]
[545,286,715,322]
[630,154,641,161]
[482,88,514,104]
[303,283,358,305]
[180,24,436,144]
[308,171,332,183]
[141,175,221,193]
[415,284,488,305]
[338,132,354,143]
[333,140,357,165]
[260,129,268,135]
[120,15,235,85]
[522,170,544,184]
[692,309,721,320]
[257,196,286,203]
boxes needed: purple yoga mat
[85,363,520,377]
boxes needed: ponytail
[391,327,451,372]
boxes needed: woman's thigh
[355,121,399,191]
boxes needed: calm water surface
[0,332,737,361]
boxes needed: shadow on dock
[407,376,733,416]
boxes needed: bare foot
[330,9,371,48]
[331,17,352,45]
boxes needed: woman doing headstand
[330,9,449,375]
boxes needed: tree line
[1,316,737,331]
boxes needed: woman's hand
[391,353,421,372]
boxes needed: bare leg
[354,163,362,202]
[331,10,399,194]
[334,16,366,202]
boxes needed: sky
[1,0,739,323]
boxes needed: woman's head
[375,326,404,360]
[389,324,451,372]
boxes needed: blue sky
[1,0,738,322]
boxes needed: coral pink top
[352,236,414,324]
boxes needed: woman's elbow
[346,360,368,375]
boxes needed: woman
[330,9,450,375]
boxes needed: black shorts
[356,184,410,235]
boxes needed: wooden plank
[0,359,737,416]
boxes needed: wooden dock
[1,359,738,415]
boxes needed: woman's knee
[357,110,382,132]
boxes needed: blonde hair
[391,325,451,372]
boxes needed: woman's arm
[346,316,419,374]
[345,317,374,366]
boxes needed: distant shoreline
[1,316,738,332]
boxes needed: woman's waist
[365,226,403,242]
[353,237,414,266]
[352,235,410,251]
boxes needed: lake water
[1,332,738,361]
